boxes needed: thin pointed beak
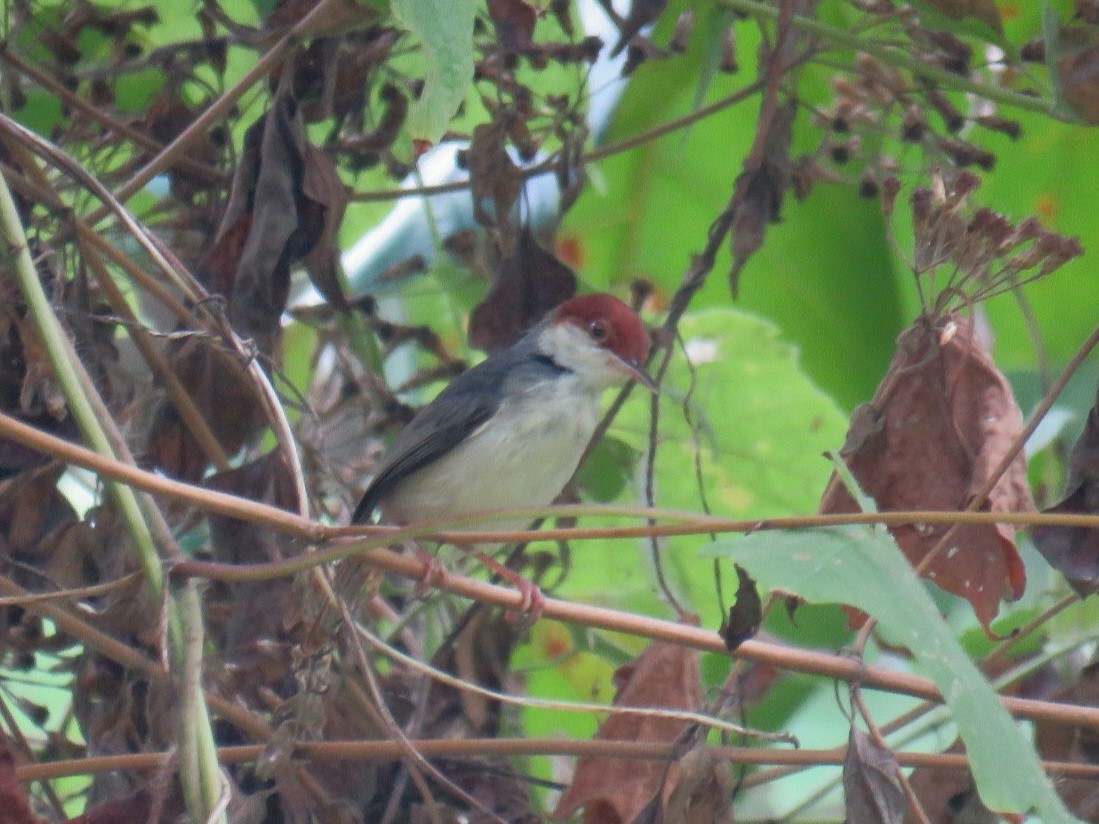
[614,355,658,393]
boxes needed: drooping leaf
[392,0,476,146]
[843,726,907,824]
[0,735,42,824]
[1034,661,1099,819]
[729,101,796,295]
[820,313,1034,628]
[469,228,577,353]
[1032,379,1099,595]
[705,525,1078,823]
[720,563,761,651]
[586,307,847,633]
[553,633,714,823]
[145,338,267,482]
[487,0,538,52]
[904,741,1000,824]
[466,119,525,255]
[208,95,349,347]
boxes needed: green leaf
[705,525,1079,823]
[562,307,848,632]
[392,0,476,144]
[565,54,903,409]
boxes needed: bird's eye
[588,320,609,343]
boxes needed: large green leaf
[705,525,1078,823]
[563,307,849,633]
[392,0,476,144]
[565,44,904,409]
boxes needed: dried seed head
[975,115,1022,140]
[926,89,965,132]
[670,10,696,53]
[721,25,739,73]
[902,104,928,142]
[880,175,902,218]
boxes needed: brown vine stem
[6,417,1099,731]
[5,408,1099,550]
[16,738,1099,783]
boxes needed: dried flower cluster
[905,169,1083,314]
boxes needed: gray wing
[352,370,503,524]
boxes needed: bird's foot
[507,578,546,627]
[462,547,545,626]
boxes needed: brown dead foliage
[0,735,41,824]
[469,227,578,353]
[1032,379,1099,595]
[554,630,732,824]
[821,313,1034,628]
[844,726,906,823]
[145,338,267,482]
[466,119,526,257]
[206,93,349,347]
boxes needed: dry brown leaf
[469,227,577,353]
[553,631,715,824]
[467,120,524,256]
[729,102,796,295]
[145,338,266,482]
[207,95,348,347]
[904,740,1000,824]
[1033,661,1099,819]
[721,564,761,651]
[843,727,906,823]
[821,313,1034,628]
[1049,23,1099,123]
[205,451,302,681]
[487,0,538,51]
[1032,379,1099,595]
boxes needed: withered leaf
[487,0,538,51]
[1033,660,1099,819]
[0,734,41,824]
[69,790,156,824]
[903,740,999,824]
[1059,35,1099,125]
[1032,379,1099,595]
[145,338,266,482]
[721,563,761,651]
[729,102,796,296]
[207,95,348,347]
[467,120,524,256]
[820,314,1034,629]
[469,227,577,353]
[205,450,302,665]
[553,631,706,824]
[843,727,906,824]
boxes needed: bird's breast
[381,378,602,531]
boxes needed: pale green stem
[715,0,1064,118]
[0,171,226,824]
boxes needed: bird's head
[538,294,656,391]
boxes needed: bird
[352,293,655,615]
